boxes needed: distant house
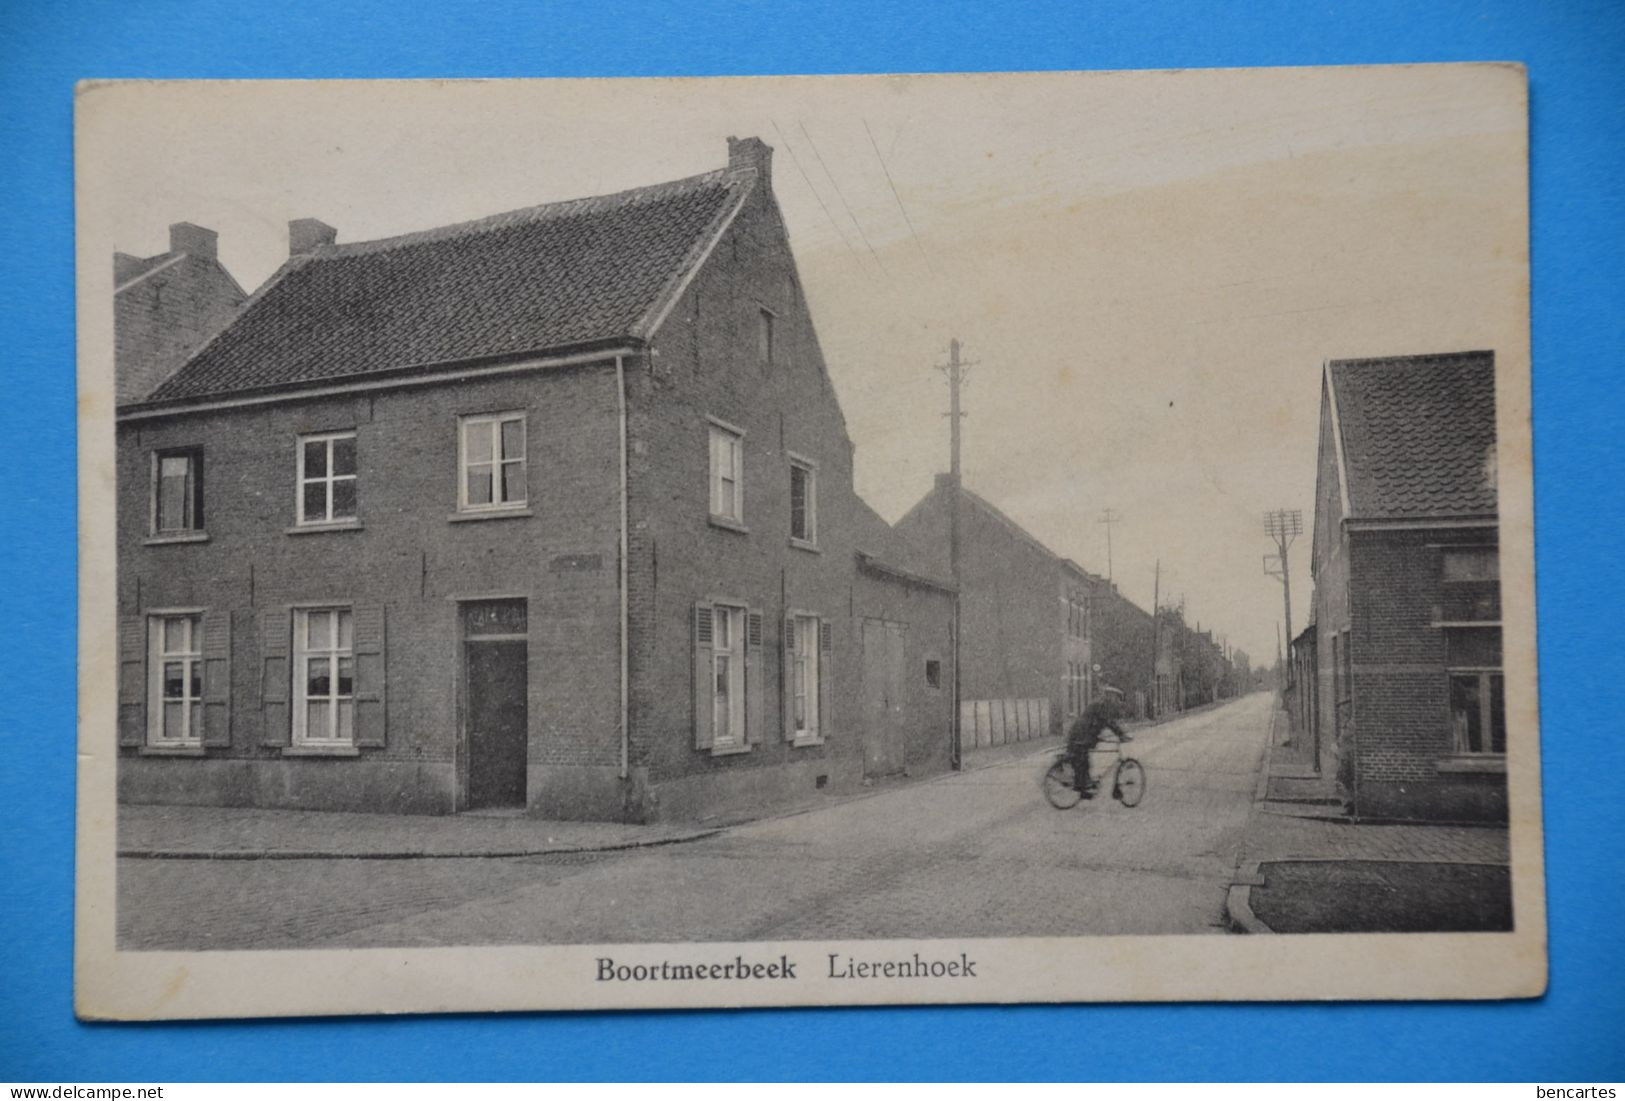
[895,476,1097,746]
[115,222,245,403]
[115,137,954,822]
[1307,350,1505,821]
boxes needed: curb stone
[118,828,724,862]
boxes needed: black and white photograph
[74,65,1544,1019]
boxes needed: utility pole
[1262,508,1303,661]
[1097,508,1122,583]
[1150,558,1161,718]
[937,338,975,770]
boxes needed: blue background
[3,0,1621,1082]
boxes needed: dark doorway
[463,601,529,811]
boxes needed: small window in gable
[757,308,775,366]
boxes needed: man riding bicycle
[1066,685,1131,797]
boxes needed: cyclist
[1066,685,1132,797]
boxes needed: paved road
[119,693,1274,949]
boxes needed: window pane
[306,610,331,649]
[500,418,524,462]
[308,657,331,697]
[337,610,353,651]
[1446,627,1502,668]
[467,464,493,506]
[158,456,191,530]
[337,656,354,697]
[713,609,730,649]
[1490,675,1507,754]
[1449,674,1484,753]
[501,459,526,504]
[332,477,357,518]
[303,481,328,522]
[190,702,202,739]
[163,662,184,699]
[307,700,330,740]
[331,435,356,476]
[163,616,188,653]
[1443,548,1498,582]
[164,701,184,740]
[337,700,354,743]
[189,662,202,702]
[791,467,807,537]
[466,421,493,464]
[304,439,328,478]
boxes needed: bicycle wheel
[1042,759,1083,809]
[1113,758,1146,807]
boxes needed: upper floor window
[460,412,527,511]
[297,431,358,525]
[709,422,744,524]
[789,457,817,545]
[757,308,775,366]
[1442,547,1499,582]
[153,447,204,533]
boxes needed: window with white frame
[711,604,747,747]
[294,608,355,745]
[153,447,204,533]
[791,613,821,738]
[789,458,816,544]
[709,423,744,523]
[297,431,358,524]
[460,412,527,510]
[1446,627,1505,755]
[148,614,203,746]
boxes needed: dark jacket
[1068,698,1126,749]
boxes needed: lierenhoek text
[828,952,978,979]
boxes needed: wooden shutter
[745,609,765,745]
[781,613,797,742]
[818,618,834,741]
[259,609,292,747]
[692,603,714,750]
[118,615,146,747]
[199,609,233,748]
[353,605,387,748]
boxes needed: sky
[81,66,1527,663]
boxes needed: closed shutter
[260,609,292,747]
[118,615,146,747]
[199,609,232,748]
[353,605,387,748]
[745,609,764,745]
[818,618,834,741]
[781,613,797,742]
[692,603,714,750]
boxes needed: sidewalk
[118,803,718,860]
[1226,703,1510,933]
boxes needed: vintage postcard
[75,65,1544,1020]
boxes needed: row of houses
[112,136,1244,824]
[1288,349,1506,822]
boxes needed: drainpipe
[617,354,630,784]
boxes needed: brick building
[115,137,954,823]
[894,477,1095,746]
[115,222,246,403]
[1306,350,1505,821]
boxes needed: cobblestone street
[118,694,1273,950]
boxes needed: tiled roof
[852,498,955,592]
[145,169,746,403]
[1330,350,1498,521]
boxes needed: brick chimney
[289,218,337,256]
[727,136,773,186]
[168,221,218,261]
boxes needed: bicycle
[1041,736,1146,810]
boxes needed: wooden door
[861,618,908,779]
[466,639,528,809]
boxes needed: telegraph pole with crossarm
[937,339,977,770]
[1262,508,1304,658]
